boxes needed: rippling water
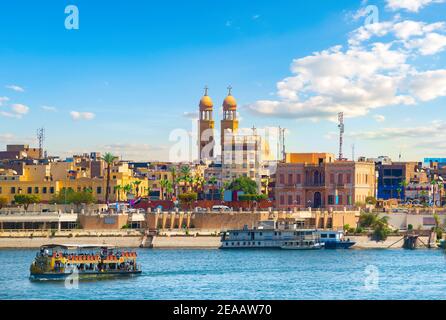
[1,248,446,300]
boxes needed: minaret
[220,85,239,154]
[198,86,215,161]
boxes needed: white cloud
[373,114,386,122]
[0,96,9,106]
[246,12,446,121]
[409,69,446,101]
[11,104,29,115]
[70,111,95,121]
[406,32,446,55]
[246,43,415,120]
[0,103,29,119]
[386,0,445,12]
[5,84,25,92]
[41,105,57,112]
[252,14,260,20]
[347,120,446,140]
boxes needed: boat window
[329,234,336,238]
[321,234,327,238]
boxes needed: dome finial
[227,85,232,96]
[204,85,209,96]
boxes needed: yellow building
[0,160,148,204]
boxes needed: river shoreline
[0,235,435,249]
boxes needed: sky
[0,0,445,162]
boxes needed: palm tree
[159,178,170,200]
[431,179,438,206]
[179,165,192,192]
[133,180,142,197]
[123,184,133,200]
[114,185,122,202]
[439,182,444,207]
[101,152,117,204]
[399,179,409,202]
[166,182,174,200]
[170,167,178,197]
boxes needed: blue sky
[0,0,445,161]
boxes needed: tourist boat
[317,230,356,249]
[29,244,142,281]
[220,221,324,250]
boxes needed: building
[0,144,42,160]
[375,161,426,200]
[0,155,148,204]
[275,153,376,210]
[198,87,215,161]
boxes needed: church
[198,87,263,193]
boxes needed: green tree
[359,212,391,241]
[170,166,177,197]
[431,179,438,206]
[178,192,198,210]
[51,188,96,207]
[101,152,118,204]
[14,194,40,211]
[227,176,258,195]
[123,184,133,199]
[399,180,409,202]
[133,180,142,197]
[0,196,8,210]
[159,178,170,200]
[114,185,122,202]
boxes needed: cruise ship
[220,220,355,250]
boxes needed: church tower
[198,86,215,161]
[220,85,239,154]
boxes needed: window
[50,187,55,194]
[288,174,293,185]
[328,195,335,205]
[34,187,39,194]
[42,187,47,194]
[296,174,301,184]
[11,187,16,194]
[288,195,293,205]
[279,174,284,184]
[296,195,301,205]
[280,195,285,205]
[330,174,334,184]
[338,174,343,184]
[27,187,32,194]
[346,174,351,184]
[338,195,343,205]
[97,187,102,194]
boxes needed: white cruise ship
[220,220,323,250]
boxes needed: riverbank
[0,234,436,249]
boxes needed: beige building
[275,153,376,210]
[0,158,147,204]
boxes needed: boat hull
[323,241,356,249]
[30,270,142,281]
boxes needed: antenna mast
[338,112,344,161]
[37,127,45,159]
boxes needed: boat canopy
[40,244,116,250]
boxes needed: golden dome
[199,95,213,110]
[223,95,237,110]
